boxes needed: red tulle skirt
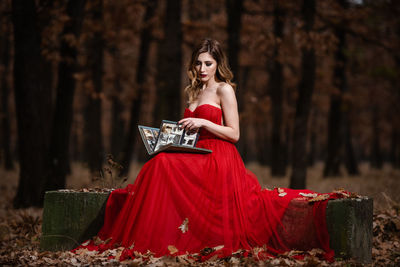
[75,104,342,262]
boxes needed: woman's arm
[178,84,240,143]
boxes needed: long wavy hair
[184,39,236,103]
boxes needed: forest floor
[0,162,399,266]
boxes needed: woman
[78,39,340,261]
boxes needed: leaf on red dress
[213,245,224,251]
[178,218,189,233]
[276,188,287,197]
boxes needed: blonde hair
[184,39,236,103]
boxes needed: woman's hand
[178,117,207,132]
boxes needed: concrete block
[326,197,373,263]
[40,191,110,251]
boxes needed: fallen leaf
[308,194,330,202]
[299,192,318,198]
[93,236,103,245]
[200,247,214,256]
[213,245,224,251]
[81,239,90,246]
[168,245,178,255]
[178,218,189,233]
[349,192,361,198]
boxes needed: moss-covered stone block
[326,197,373,263]
[40,191,110,251]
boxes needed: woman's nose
[200,64,205,72]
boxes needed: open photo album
[138,120,212,156]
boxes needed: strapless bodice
[184,104,222,140]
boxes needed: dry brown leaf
[286,250,304,257]
[332,188,350,197]
[168,245,178,255]
[200,247,215,256]
[299,192,318,198]
[208,254,219,261]
[0,223,10,241]
[308,194,330,202]
[308,248,324,256]
[93,235,103,245]
[349,192,361,198]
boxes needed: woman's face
[195,52,217,83]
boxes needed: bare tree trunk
[391,54,400,169]
[226,0,243,110]
[109,61,125,160]
[38,0,55,113]
[12,0,52,207]
[290,0,316,189]
[269,0,286,177]
[343,115,359,174]
[283,124,291,167]
[83,0,104,173]
[307,109,317,167]
[0,13,14,170]
[323,0,358,177]
[119,0,158,176]
[324,93,342,176]
[237,66,249,162]
[256,117,270,165]
[154,0,182,124]
[308,127,317,166]
[44,0,87,191]
[370,106,383,169]
[390,127,400,169]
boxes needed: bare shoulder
[216,82,234,96]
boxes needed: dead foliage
[1,165,400,265]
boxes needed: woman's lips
[200,74,207,78]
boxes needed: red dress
[78,104,339,261]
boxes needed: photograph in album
[137,125,159,154]
[138,120,212,156]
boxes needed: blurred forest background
[0,0,400,208]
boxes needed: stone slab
[326,197,373,263]
[40,191,110,251]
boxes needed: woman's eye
[195,61,201,66]
[206,63,212,67]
